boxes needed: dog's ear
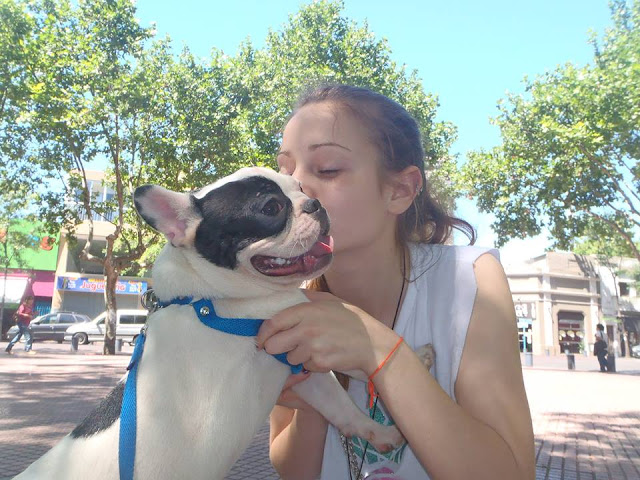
[134,185,201,247]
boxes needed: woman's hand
[256,290,397,377]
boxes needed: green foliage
[462,0,640,259]
[229,0,458,205]
[573,216,637,257]
[4,0,458,275]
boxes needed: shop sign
[514,302,536,320]
[56,276,147,295]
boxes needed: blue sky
[134,0,614,263]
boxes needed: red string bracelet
[367,336,404,409]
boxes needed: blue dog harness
[119,297,302,480]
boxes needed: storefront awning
[0,275,29,305]
[31,271,55,298]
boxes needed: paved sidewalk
[1,344,639,479]
[0,343,278,480]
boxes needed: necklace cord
[349,249,407,480]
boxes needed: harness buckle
[141,289,160,313]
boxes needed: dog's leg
[292,372,404,453]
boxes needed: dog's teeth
[267,256,300,267]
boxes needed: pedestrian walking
[5,295,36,354]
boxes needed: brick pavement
[1,344,639,479]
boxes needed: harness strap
[119,327,146,480]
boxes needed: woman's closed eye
[317,169,341,177]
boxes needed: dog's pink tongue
[308,235,333,257]
[303,236,333,273]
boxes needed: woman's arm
[371,253,535,479]
[269,404,328,480]
[259,253,535,479]
[269,373,329,480]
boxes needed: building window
[619,282,630,297]
[557,311,585,354]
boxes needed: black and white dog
[15,167,404,480]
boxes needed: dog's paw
[416,343,435,372]
[367,423,405,454]
[341,422,405,454]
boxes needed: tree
[228,0,459,207]
[8,0,160,354]
[118,0,461,269]
[125,0,460,271]
[0,187,40,335]
[5,0,460,354]
[461,0,640,260]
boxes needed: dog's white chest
[133,306,289,479]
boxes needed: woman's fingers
[263,325,302,356]
[286,344,311,367]
[283,371,311,389]
[256,305,306,349]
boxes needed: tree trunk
[103,263,118,355]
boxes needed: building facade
[0,221,59,337]
[51,170,151,319]
[505,251,639,356]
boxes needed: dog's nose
[302,198,321,214]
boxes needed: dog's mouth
[250,235,333,277]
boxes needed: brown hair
[290,84,475,248]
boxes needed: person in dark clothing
[594,323,608,372]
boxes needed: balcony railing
[76,208,117,223]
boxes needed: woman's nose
[292,171,316,199]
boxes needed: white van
[64,309,148,346]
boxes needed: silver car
[64,309,148,346]
[5,312,91,343]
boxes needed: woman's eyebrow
[277,150,291,157]
[309,142,351,152]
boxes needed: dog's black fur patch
[193,177,292,269]
[70,381,124,438]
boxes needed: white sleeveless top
[319,243,500,480]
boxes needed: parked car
[5,312,91,343]
[64,309,148,346]
[631,343,640,359]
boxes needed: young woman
[256,85,535,480]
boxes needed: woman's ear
[387,166,423,215]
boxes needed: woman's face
[278,102,395,254]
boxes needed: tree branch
[586,210,640,262]
[603,201,640,230]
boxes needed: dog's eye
[261,198,283,217]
